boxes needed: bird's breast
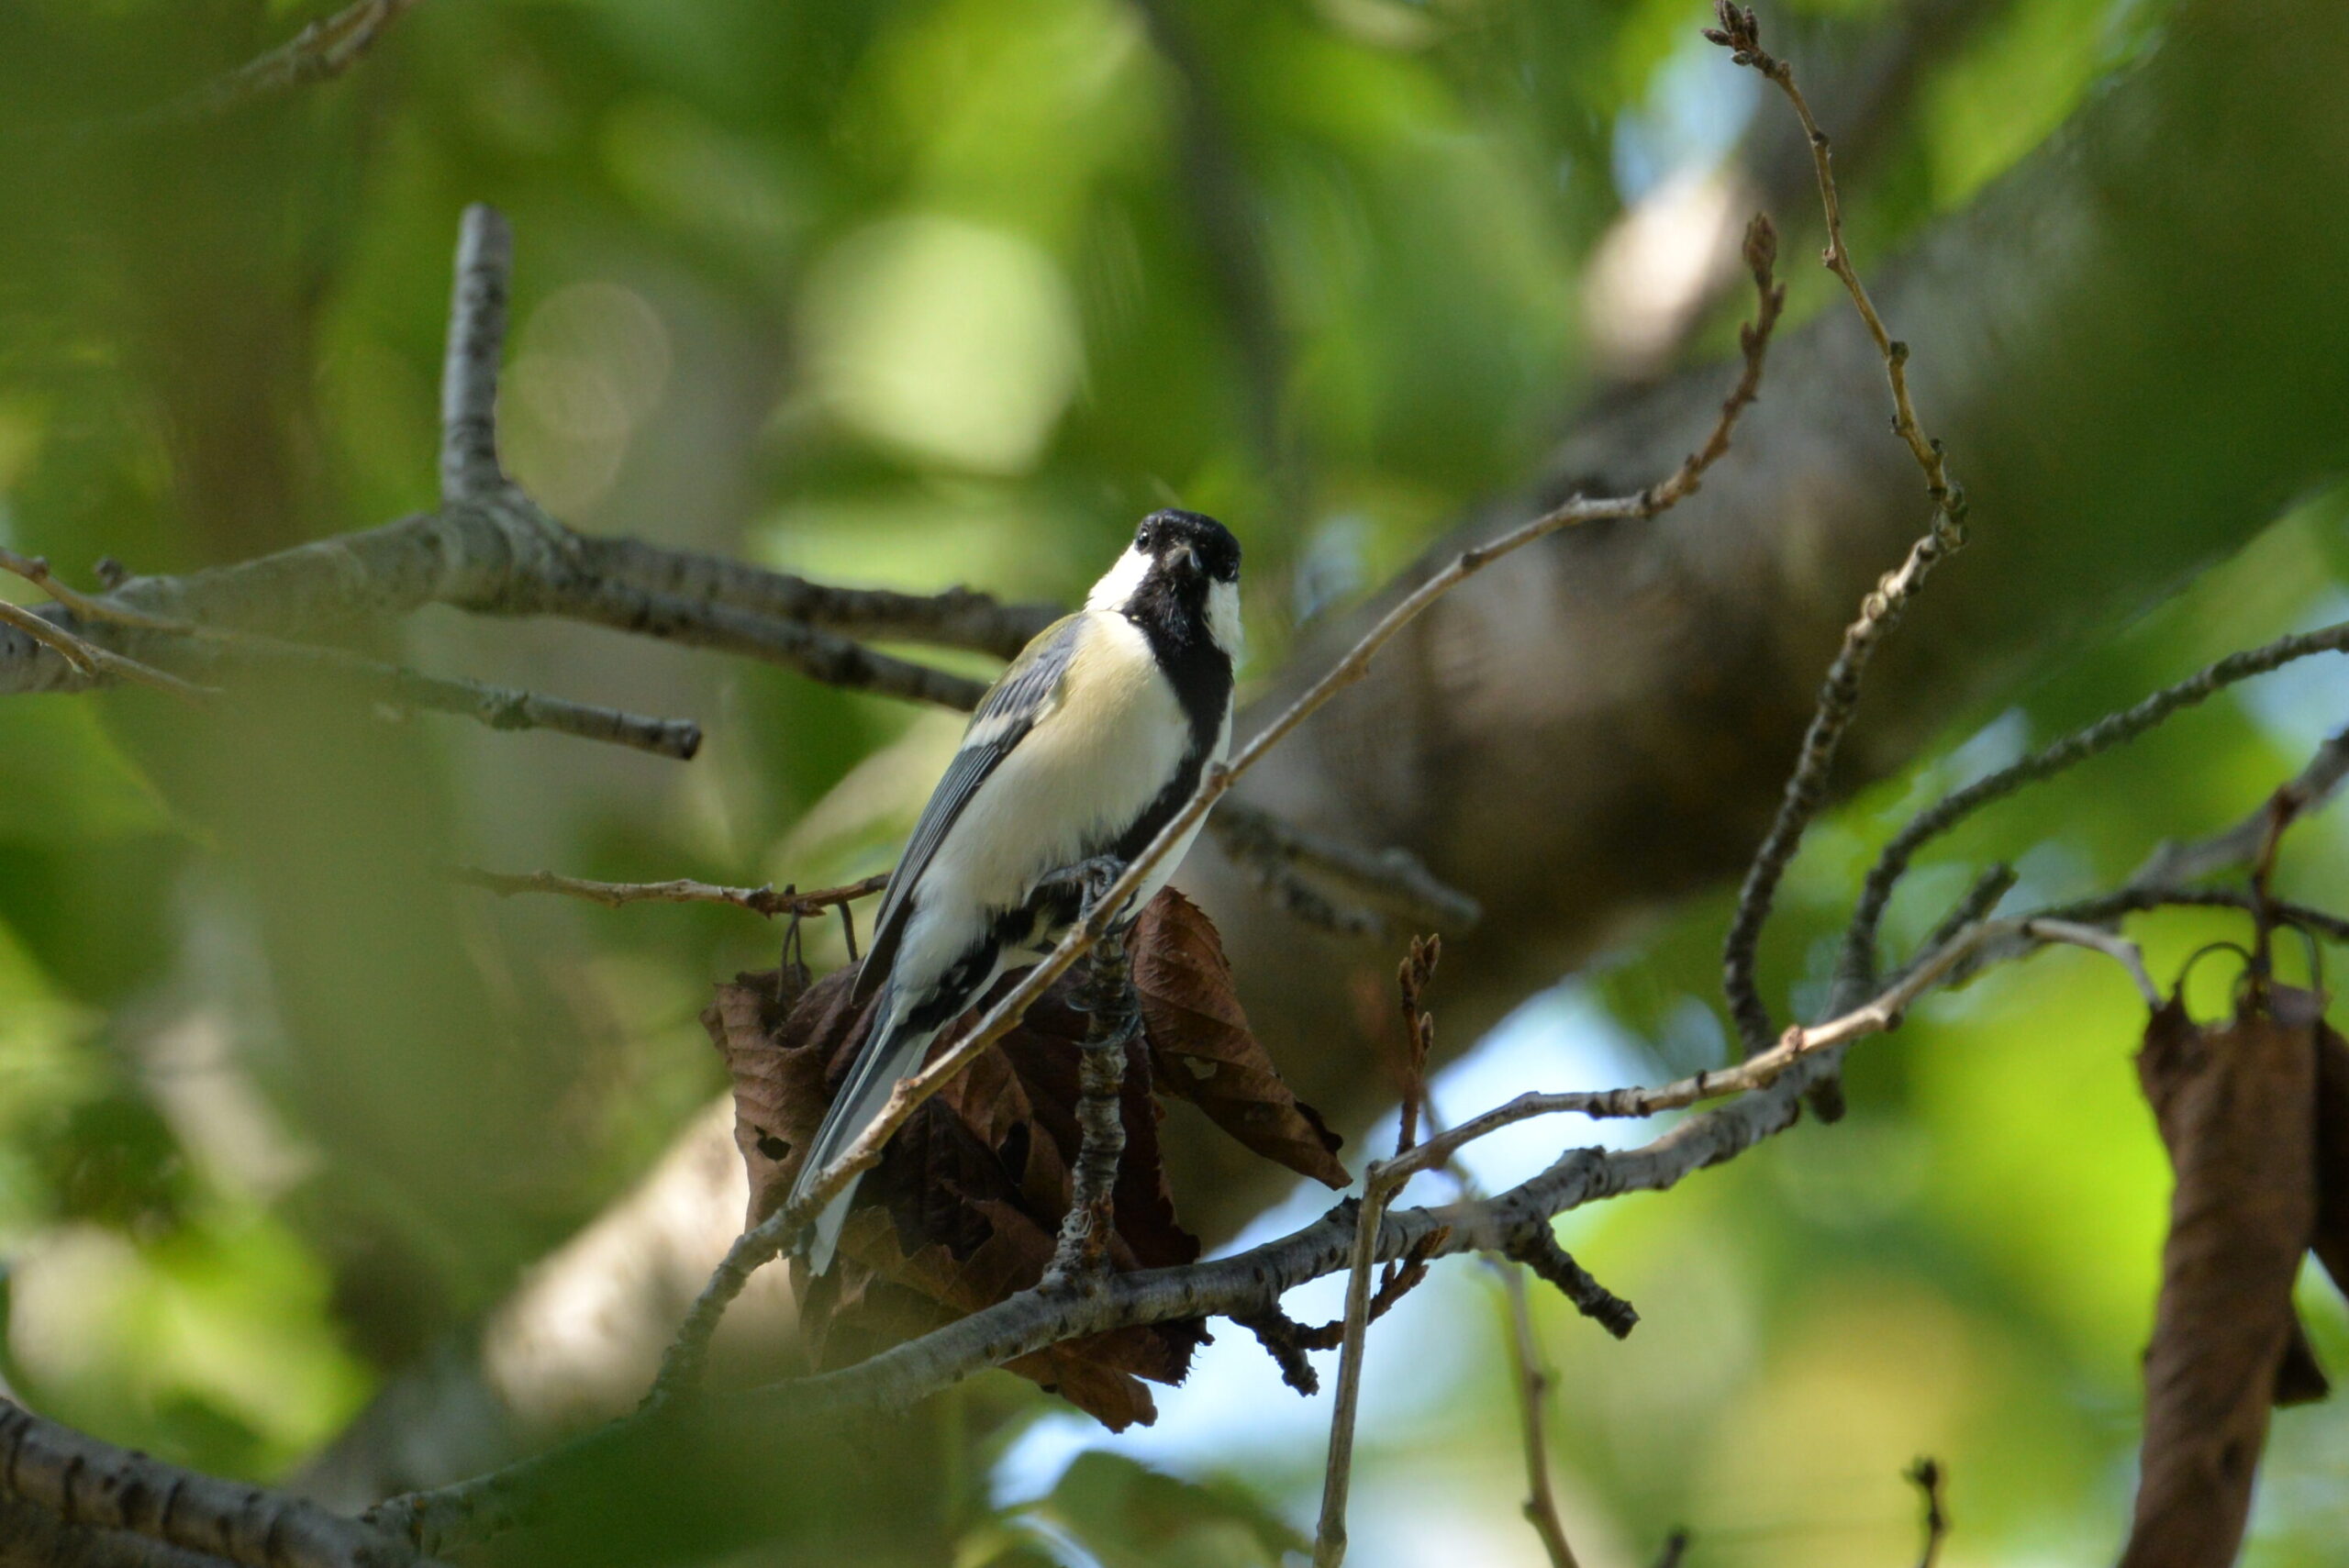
[925,613,1195,918]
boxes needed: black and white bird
[792,508,1244,1272]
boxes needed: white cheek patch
[1084,545,1152,614]
[1205,578,1244,664]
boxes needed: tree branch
[112,0,428,134]
[448,867,886,918]
[1841,626,2349,995]
[0,206,1037,712]
[0,1400,438,1568]
[1709,0,1970,1060]
[1497,1264,1583,1568]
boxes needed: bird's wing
[853,613,1085,1003]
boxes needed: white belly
[891,614,1223,994]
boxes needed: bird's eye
[1134,525,1153,550]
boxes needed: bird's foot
[1035,853,1128,919]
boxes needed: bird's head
[1086,508,1243,660]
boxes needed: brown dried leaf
[707,887,1346,1426]
[701,957,839,1229]
[2121,992,2321,1568]
[1131,889,1349,1188]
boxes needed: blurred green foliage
[1,0,2343,1562]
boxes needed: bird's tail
[789,988,939,1274]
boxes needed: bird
[790,508,1244,1273]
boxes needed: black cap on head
[1133,508,1240,584]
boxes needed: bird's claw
[1038,853,1127,917]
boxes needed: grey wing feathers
[852,614,1083,1002]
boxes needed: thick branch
[0,1401,434,1568]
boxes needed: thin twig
[1651,1530,1692,1568]
[1312,1181,1393,1568]
[2131,724,2349,889]
[1907,1458,1949,1568]
[1392,936,1440,1163]
[108,0,427,134]
[1709,2,1970,1058]
[449,867,886,918]
[424,207,992,706]
[641,204,1790,1402]
[0,598,211,702]
[1498,1265,1583,1568]
[1838,622,2349,997]
[1505,1229,1639,1340]
[2022,919,2161,1009]
[440,204,509,503]
[1703,4,1955,504]
[1912,862,2017,965]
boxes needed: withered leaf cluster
[702,889,1348,1428]
[2121,983,2349,1568]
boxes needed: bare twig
[1914,862,2017,961]
[1703,5,1954,503]
[1311,1181,1392,1568]
[1838,622,2349,997]
[1210,801,1481,937]
[111,0,427,134]
[1505,1229,1639,1340]
[642,203,1789,1404]
[0,1399,438,1568]
[1,548,700,757]
[439,202,509,503]
[2023,919,2161,1009]
[2132,724,2349,889]
[1042,933,1137,1288]
[1651,1529,1692,1568]
[1233,1309,1321,1395]
[1392,936,1440,1163]
[449,867,886,918]
[1314,995,1465,1568]
[1498,1265,1583,1568]
[0,598,211,702]
[562,533,1054,662]
[1708,2,1970,1058]
[1907,1458,1949,1568]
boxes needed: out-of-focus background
[0,0,2344,1563]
